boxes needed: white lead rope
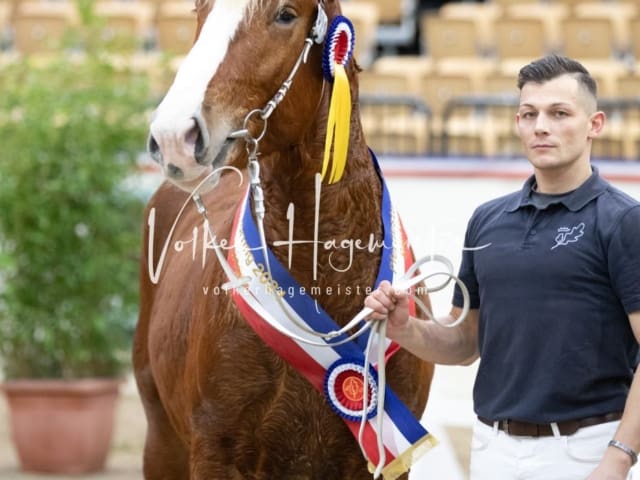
[191,182,470,478]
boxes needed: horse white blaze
[149,0,250,183]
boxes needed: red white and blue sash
[227,156,436,478]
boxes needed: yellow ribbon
[368,432,439,480]
[321,64,351,184]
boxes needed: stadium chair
[493,18,547,62]
[572,2,636,55]
[505,2,569,53]
[617,73,640,98]
[355,0,416,53]
[593,106,640,161]
[491,0,538,5]
[370,54,432,94]
[419,72,503,156]
[437,2,502,55]
[555,21,628,102]
[561,17,616,60]
[94,1,154,52]
[421,15,479,60]
[13,1,77,54]
[359,68,430,155]
[0,0,18,23]
[596,73,640,161]
[631,17,640,61]
[421,14,495,91]
[554,0,590,10]
[360,70,415,96]
[155,0,196,55]
[359,95,431,155]
[483,70,520,156]
[340,1,379,69]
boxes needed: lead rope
[193,170,470,479]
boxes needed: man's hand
[364,280,411,336]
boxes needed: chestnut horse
[134,0,434,478]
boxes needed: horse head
[148,0,352,192]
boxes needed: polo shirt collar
[505,166,608,212]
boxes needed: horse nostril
[147,133,163,165]
[192,111,210,165]
[166,163,184,179]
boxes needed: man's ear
[588,111,606,139]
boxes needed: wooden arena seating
[561,17,616,60]
[361,0,417,53]
[359,0,403,25]
[340,1,379,69]
[631,17,640,61]
[483,70,520,156]
[595,73,640,160]
[359,67,431,155]
[360,69,416,96]
[0,0,18,23]
[436,2,502,55]
[504,3,568,54]
[493,18,547,63]
[370,55,432,94]
[421,15,479,60]
[359,94,431,155]
[419,73,484,155]
[572,2,636,55]
[13,1,77,54]
[94,1,154,52]
[490,0,537,5]
[155,0,196,55]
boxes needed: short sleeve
[608,205,640,314]
[453,216,480,309]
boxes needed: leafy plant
[0,18,151,379]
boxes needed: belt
[478,412,623,437]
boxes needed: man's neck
[534,162,592,194]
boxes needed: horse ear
[322,0,341,19]
[311,4,328,44]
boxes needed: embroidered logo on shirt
[551,223,585,250]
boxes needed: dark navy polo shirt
[452,167,640,423]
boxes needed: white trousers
[470,418,637,480]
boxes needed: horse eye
[276,9,297,24]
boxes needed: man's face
[516,74,601,171]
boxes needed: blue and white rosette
[324,358,378,422]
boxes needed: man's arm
[589,310,640,479]
[365,281,480,365]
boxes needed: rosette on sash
[226,152,437,478]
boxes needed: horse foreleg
[136,369,190,479]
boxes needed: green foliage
[0,23,151,379]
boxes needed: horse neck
[257,109,385,299]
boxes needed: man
[365,55,640,479]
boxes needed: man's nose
[534,114,550,134]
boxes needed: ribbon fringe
[321,64,351,184]
[370,433,439,480]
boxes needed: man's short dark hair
[517,55,598,99]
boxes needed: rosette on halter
[321,15,355,184]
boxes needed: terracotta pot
[2,378,121,474]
